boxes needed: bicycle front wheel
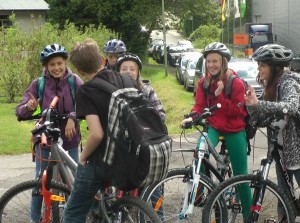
[0,180,70,223]
[111,196,162,223]
[141,168,227,222]
[202,174,295,223]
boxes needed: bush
[0,15,116,103]
[189,24,222,49]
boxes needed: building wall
[252,0,300,53]
[14,11,47,32]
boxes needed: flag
[234,0,240,18]
[221,0,226,22]
[240,0,246,17]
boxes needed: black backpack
[91,74,172,191]
[203,74,257,155]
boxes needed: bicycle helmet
[103,39,127,54]
[203,42,231,61]
[251,44,294,67]
[40,44,68,65]
[116,53,142,71]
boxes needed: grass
[0,63,196,155]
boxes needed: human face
[107,53,119,66]
[119,61,139,80]
[257,62,271,81]
[206,53,222,76]
[46,56,67,79]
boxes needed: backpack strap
[66,75,76,107]
[224,75,238,99]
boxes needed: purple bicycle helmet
[251,44,294,67]
[203,42,231,61]
[116,53,142,71]
[40,44,68,65]
[103,39,127,54]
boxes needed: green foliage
[0,16,116,103]
[190,25,222,49]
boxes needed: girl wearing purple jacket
[15,44,83,223]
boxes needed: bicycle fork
[247,157,272,222]
[179,137,206,219]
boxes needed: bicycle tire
[141,168,227,222]
[202,174,295,223]
[0,180,70,223]
[110,196,162,223]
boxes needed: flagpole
[232,0,235,56]
[227,0,230,45]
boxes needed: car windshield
[228,62,258,78]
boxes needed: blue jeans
[30,145,78,222]
[63,162,106,223]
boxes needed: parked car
[290,52,300,71]
[167,45,191,66]
[182,54,201,91]
[152,44,163,62]
[193,57,263,98]
[148,39,164,56]
[175,52,202,84]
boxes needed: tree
[46,0,220,58]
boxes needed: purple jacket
[16,68,83,150]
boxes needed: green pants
[208,127,252,219]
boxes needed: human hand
[26,92,40,111]
[65,118,76,140]
[215,80,224,96]
[245,85,259,106]
[180,117,193,128]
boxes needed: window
[0,15,12,29]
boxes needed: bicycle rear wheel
[110,196,162,223]
[0,180,70,223]
[141,168,227,222]
[202,174,295,223]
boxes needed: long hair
[257,65,284,101]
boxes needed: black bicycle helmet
[116,53,142,71]
[251,44,294,67]
[103,39,127,54]
[40,44,68,65]
[203,42,231,61]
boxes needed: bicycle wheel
[0,180,70,223]
[108,196,161,223]
[141,168,227,222]
[202,174,295,223]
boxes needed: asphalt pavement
[0,128,274,197]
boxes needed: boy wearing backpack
[15,43,83,223]
[181,42,252,220]
[63,38,133,222]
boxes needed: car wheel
[289,64,294,71]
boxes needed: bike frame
[247,125,300,221]
[178,104,231,218]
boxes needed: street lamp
[162,0,168,76]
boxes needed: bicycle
[141,103,236,222]
[0,96,162,223]
[202,116,298,223]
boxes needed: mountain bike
[0,96,162,223]
[141,103,236,222]
[202,116,297,223]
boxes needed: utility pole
[162,0,168,76]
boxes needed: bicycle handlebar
[182,103,221,129]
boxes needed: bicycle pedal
[232,203,242,213]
